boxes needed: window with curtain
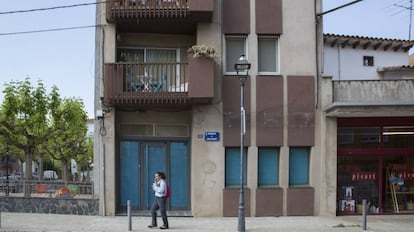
[289,147,310,186]
[225,36,247,74]
[225,147,247,187]
[117,47,179,92]
[117,48,177,63]
[258,36,279,74]
[258,147,279,187]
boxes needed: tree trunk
[24,147,33,197]
[39,156,44,180]
[62,159,69,185]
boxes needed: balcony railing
[104,62,189,106]
[324,79,414,116]
[106,0,214,22]
[107,0,189,21]
[333,80,414,103]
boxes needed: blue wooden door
[119,141,139,209]
[119,140,189,212]
[169,142,189,209]
[141,142,167,209]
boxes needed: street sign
[204,132,220,141]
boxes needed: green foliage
[0,79,51,183]
[0,78,92,185]
[42,97,88,183]
[76,136,93,172]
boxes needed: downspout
[102,144,106,216]
[315,0,321,108]
[337,45,341,80]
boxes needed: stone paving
[0,212,413,232]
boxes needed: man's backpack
[165,184,171,198]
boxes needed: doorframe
[115,137,191,215]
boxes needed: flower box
[188,55,215,98]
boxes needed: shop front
[337,117,414,215]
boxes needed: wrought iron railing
[107,0,189,20]
[0,179,94,198]
[104,62,189,105]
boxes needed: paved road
[0,212,413,232]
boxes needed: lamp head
[234,54,251,77]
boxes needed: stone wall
[0,197,99,215]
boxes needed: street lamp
[5,143,9,196]
[234,54,251,232]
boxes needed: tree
[43,98,88,184]
[75,136,93,181]
[0,79,57,196]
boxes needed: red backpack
[165,184,170,198]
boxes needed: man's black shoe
[160,225,169,229]
[148,224,157,228]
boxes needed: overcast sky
[323,0,413,40]
[0,0,413,118]
[0,0,96,118]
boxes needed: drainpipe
[315,0,322,108]
[102,144,106,216]
[337,45,341,80]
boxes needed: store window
[337,156,379,214]
[338,127,381,150]
[258,36,279,74]
[289,147,310,186]
[225,36,247,74]
[258,147,279,187]
[338,126,414,150]
[383,126,414,149]
[337,118,414,214]
[225,147,247,187]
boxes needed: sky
[0,1,96,118]
[323,0,414,40]
[0,0,413,118]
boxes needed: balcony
[106,0,214,23]
[103,57,214,108]
[323,79,414,117]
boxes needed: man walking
[148,171,169,229]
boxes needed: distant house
[0,155,21,178]
[321,33,414,215]
[86,118,94,138]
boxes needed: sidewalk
[0,212,413,232]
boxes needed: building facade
[94,0,328,217]
[322,34,414,215]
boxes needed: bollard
[362,199,367,231]
[127,200,132,231]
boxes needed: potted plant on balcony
[187,44,217,59]
[187,44,216,98]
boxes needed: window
[225,147,247,187]
[363,56,374,66]
[289,147,310,186]
[258,37,279,74]
[118,48,177,63]
[225,36,247,74]
[117,47,180,92]
[258,147,279,186]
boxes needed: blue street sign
[205,132,220,141]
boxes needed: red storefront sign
[352,172,376,181]
[398,171,414,180]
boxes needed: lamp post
[5,143,9,196]
[234,54,251,232]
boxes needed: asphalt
[0,212,413,232]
